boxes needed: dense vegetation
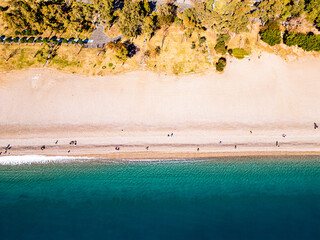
[283,32,320,51]
[1,0,94,36]
[259,21,282,46]
[1,0,320,73]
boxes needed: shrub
[69,38,75,44]
[150,46,161,58]
[228,49,233,55]
[20,37,27,43]
[36,38,42,43]
[107,41,128,62]
[259,21,281,46]
[232,48,250,59]
[214,39,227,55]
[13,37,19,43]
[14,30,20,36]
[191,41,196,49]
[0,38,3,43]
[31,30,39,35]
[174,17,183,27]
[217,34,231,43]
[26,29,32,35]
[216,57,227,72]
[78,39,84,45]
[198,36,206,47]
[21,30,27,35]
[102,65,106,69]
[62,39,68,44]
[5,37,12,43]
[43,37,49,43]
[144,50,150,57]
[109,63,113,67]
[28,37,34,43]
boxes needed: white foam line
[0,155,92,165]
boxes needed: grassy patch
[231,48,250,59]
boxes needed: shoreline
[1,151,320,165]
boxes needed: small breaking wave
[0,155,92,165]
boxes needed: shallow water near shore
[1,156,320,239]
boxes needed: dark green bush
[217,34,231,43]
[31,30,39,35]
[14,30,20,36]
[20,37,27,43]
[5,37,12,43]
[216,57,227,72]
[283,32,320,51]
[191,41,196,49]
[259,21,281,46]
[28,37,34,43]
[214,39,227,55]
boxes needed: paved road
[85,25,121,48]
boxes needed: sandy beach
[1,53,320,160]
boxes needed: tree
[142,15,157,41]
[216,57,227,72]
[117,0,145,39]
[253,0,292,23]
[211,0,251,34]
[93,0,115,27]
[157,3,176,27]
[214,34,230,55]
[107,41,128,62]
[259,21,281,46]
[305,0,320,28]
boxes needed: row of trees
[2,0,320,42]
[95,0,320,43]
[0,36,85,45]
[259,20,320,52]
[284,32,320,51]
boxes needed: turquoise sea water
[0,157,320,240]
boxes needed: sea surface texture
[0,157,320,240]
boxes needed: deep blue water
[0,157,320,240]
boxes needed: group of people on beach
[0,144,11,155]
[1,122,319,156]
[38,139,78,153]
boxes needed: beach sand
[1,53,320,159]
